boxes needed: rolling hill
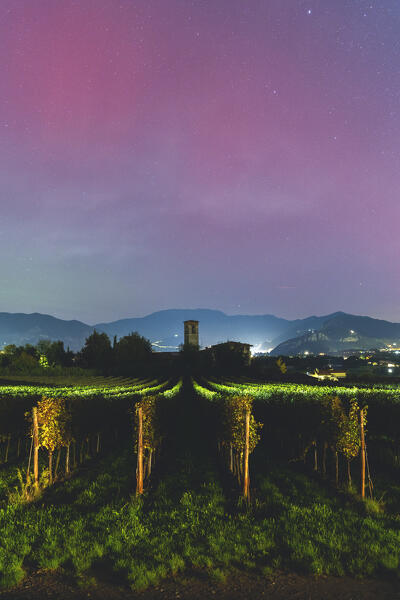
[0,309,399,355]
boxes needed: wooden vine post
[243,407,250,501]
[136,405,144,495]
[360,408,366,499]
[32,407,39,490]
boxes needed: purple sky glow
[0,0,399,324]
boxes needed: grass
[0,384,399,590]
[252,459,400,577]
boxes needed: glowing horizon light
[250,343,264,355]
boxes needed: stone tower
[184,320,199,347]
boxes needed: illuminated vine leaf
[224,395,263,454]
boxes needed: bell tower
[184,320,199,348]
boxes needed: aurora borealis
[0,1,399,323]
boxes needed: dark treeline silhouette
[77,330,153,376]
[0,331,154,377]
[2,332,400,383]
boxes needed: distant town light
[388,368,393,373]
[250,344,263,356]
[304,351,309,355]
[350,330,355,334]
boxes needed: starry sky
[0,0,399,324]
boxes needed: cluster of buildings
[184,320,252,366]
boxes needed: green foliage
[0,376,399,592]
[77,330,113,373]
[36,396,71,455]
[336,399,363,462]
[135,396,160,452]
[114,332,152,376]
[276,357,287,374]
[36,340,73,367]
[39,355,49,368]
[224,395,263,454]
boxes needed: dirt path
[2,568,399,600]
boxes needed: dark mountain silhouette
[95,309,289,351]
[0,312,92,351]
[0,309,399,355]
[270,313,400,356]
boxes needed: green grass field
[0,376,399,590]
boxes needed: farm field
[0,375,399,598]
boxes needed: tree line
[0,331,153,377]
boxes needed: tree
[77,330,112,373]
[114,332,152,375]
[36,340,73,367]
[211,342,250,374]
[11,352,38,373]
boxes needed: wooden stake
[26,436,33,485]
[49,451,53,485]
[32,407,39,490]
[243,408,250,501]
[313,441,318,472]
[322,441,327,477]
[360,408,366,499]
[65,443,70,475]
[347,458,352,488]
[4,434,11,463]
[136,406,144,495]
[335,451,339,487]
[54,447,61,479]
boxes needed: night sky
[0,0,399,324]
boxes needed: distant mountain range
[269,313,400,356]
[0,309,399,355]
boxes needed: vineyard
[0,375,399,593]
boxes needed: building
[184,320,199,348]
[206,340,252,368]
[308,368,347,381]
